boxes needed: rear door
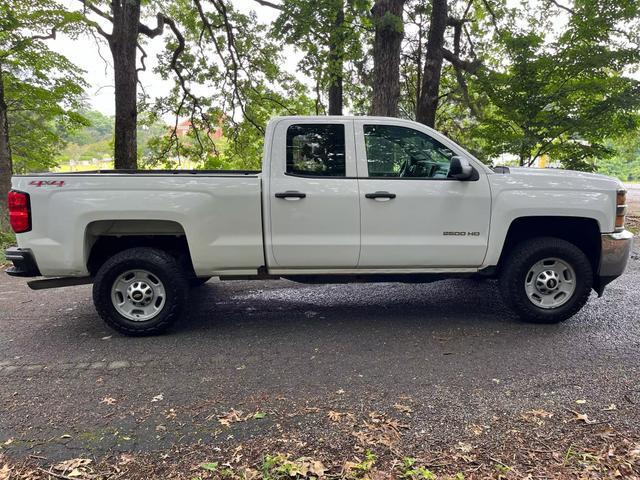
[267,118,360,269]
[354,118,491,268]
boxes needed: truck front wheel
[499,237,593,323]
[93,247,188,336]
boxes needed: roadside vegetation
[0,215,15,264]
[1,417,638,479]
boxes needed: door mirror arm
[449,156,474,180]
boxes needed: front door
[268,119,360,269]
[354,119,491,268]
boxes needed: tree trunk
[108,0,141,170]
[327,2,344,115]
[415,0,448,127]
[0,66,12,211]
[370,0,405,117]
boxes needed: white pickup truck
[5,116,633,335]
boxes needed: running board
[28,276,94,290]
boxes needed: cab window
[363,125,455,178]
[286,124,346,176]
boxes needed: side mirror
[449,156,473,180]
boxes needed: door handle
[365,191,396,199]
[275,191,306,199]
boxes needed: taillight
[615,189,627,232]
[7,190,31,233]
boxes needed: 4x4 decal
[29,180,66,187]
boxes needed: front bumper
[595,230,634,294]
[4,247,41,277]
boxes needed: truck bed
[11,173,265,277]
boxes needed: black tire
[189,276,212,288]
[499,237,593,324]
[92,247,188,336]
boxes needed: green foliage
[272,0,371,113]
[400,458,436,479]
[56,110,176,169]
[63,110,113,146]
[348,450,376,477]
[0,0,88,173]
[597,134,640,181]
[0,214,16,264]
[147,0,317,170]
[467,0,640,169]
[200,462,218,472]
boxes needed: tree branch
[442,48,481,74]
[547,0,574,15]
[81,0,113,23]
[79,0,112,39]
[480,0,503,37]
[138,13,166,38]
[251,0,284,10]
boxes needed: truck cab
[265,116,490,271]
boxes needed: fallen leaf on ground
[328,411,343,422]
[576,399,587,404]
[231,445,243,463]
[0,464,10,480]
[296,457,326,477]
[218,408,244,427]
[524,409,553,419]
[456,442,475,453]
[393,403,413,415]
[151,394,164,402]
[53,458,92,473]
[567,409,596,424]
[165,408,177,419]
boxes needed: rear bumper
[595,230,633,293]
[4,247,41,277]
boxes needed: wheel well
[498,216,601,273]
[85,220,195,277]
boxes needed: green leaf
[200,462,219,472]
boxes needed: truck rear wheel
[499,237,593,324]
[93,247,188,336]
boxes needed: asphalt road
[1,246,639,463]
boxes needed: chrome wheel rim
[524,257,576,309]
[111,269,166,321]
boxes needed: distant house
[174,119,223,140]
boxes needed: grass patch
[0,214,16,264]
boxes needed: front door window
[363,125,455,179]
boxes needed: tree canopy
[0,0,88,205]
[0,0,639,190]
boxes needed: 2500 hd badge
[443,231,481,236]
